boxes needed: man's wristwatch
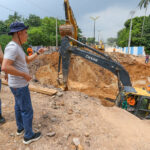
[36,52,40,55]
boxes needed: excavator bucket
[59,24,74,38]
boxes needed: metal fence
[32,46,58,54]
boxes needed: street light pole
[90,16,99,45]
[128,11,135,54]
[97,30,101,43]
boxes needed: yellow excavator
[95,40,105,51]
[59,0,78,45]
[58,0,150,119]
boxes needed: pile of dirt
[28,51,150,106]
[1,85,150,150]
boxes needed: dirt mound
[29,52,150,106]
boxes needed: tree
[117,16,150,54]
[138,0,150,8]
[138,0,150,37]
[5,12,22,25]
[0,21,8,34]
[24,14,41,27]
[0,14,83,47]
[107,37,117,46]
[0,34,11,51]
[27,27,50,46]
[86,37,95,45]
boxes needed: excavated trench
[28,51,150,106]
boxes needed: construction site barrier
[106,46,145,56]
[116,46,145,56]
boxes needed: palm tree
[139,0,150,8]
[138,0,150,37]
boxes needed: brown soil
[34,52,150,106]
[1,51,150,150]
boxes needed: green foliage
[0,34,11,51]
[28,27,50,46]
[138,0,150,9]
[24,14,41,27]
[0,12,84,48]
[117,16,150,54]
[117,28,129,47]
[5,12,22,27]
[0,21,8,34]
[107,37,117,46]
[86,37,95,44]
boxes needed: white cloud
[78,5,150,42]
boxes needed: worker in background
[145,54,149,64]
[27,45,33,56]
[113,48,116,52]
[146,85,150,93]
[2,22,46,144]
[0,45,6,124]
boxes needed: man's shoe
[23,132,41,145]
[0,116,5,124]
[16,129,24,136]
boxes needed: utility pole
[97,30,101,43]
[128,11,135,54]
[141,8,147,37]
[56,17,58,47]
[90,16,99,45]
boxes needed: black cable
[0,4,15,12]
[0,4,28,18]
[24,0,50,15]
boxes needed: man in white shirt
[2,22,45,144]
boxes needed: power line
[24,0,50,16]
[0,4,15,12]
[0,4,28,18]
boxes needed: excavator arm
[64,0,78,40]
[58,36,133,92]
[59,0,78,46]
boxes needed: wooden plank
[29,84,57,96]
[2,79,57,96]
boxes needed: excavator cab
[95,40,105,51]
[115,86,150,119]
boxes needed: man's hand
[38,47,48,54]
[23,73,32,82]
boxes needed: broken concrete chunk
[73,137,80,146]
[57,92,63,97]
[47,131,56,137]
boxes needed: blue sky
[0,0,150,41]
